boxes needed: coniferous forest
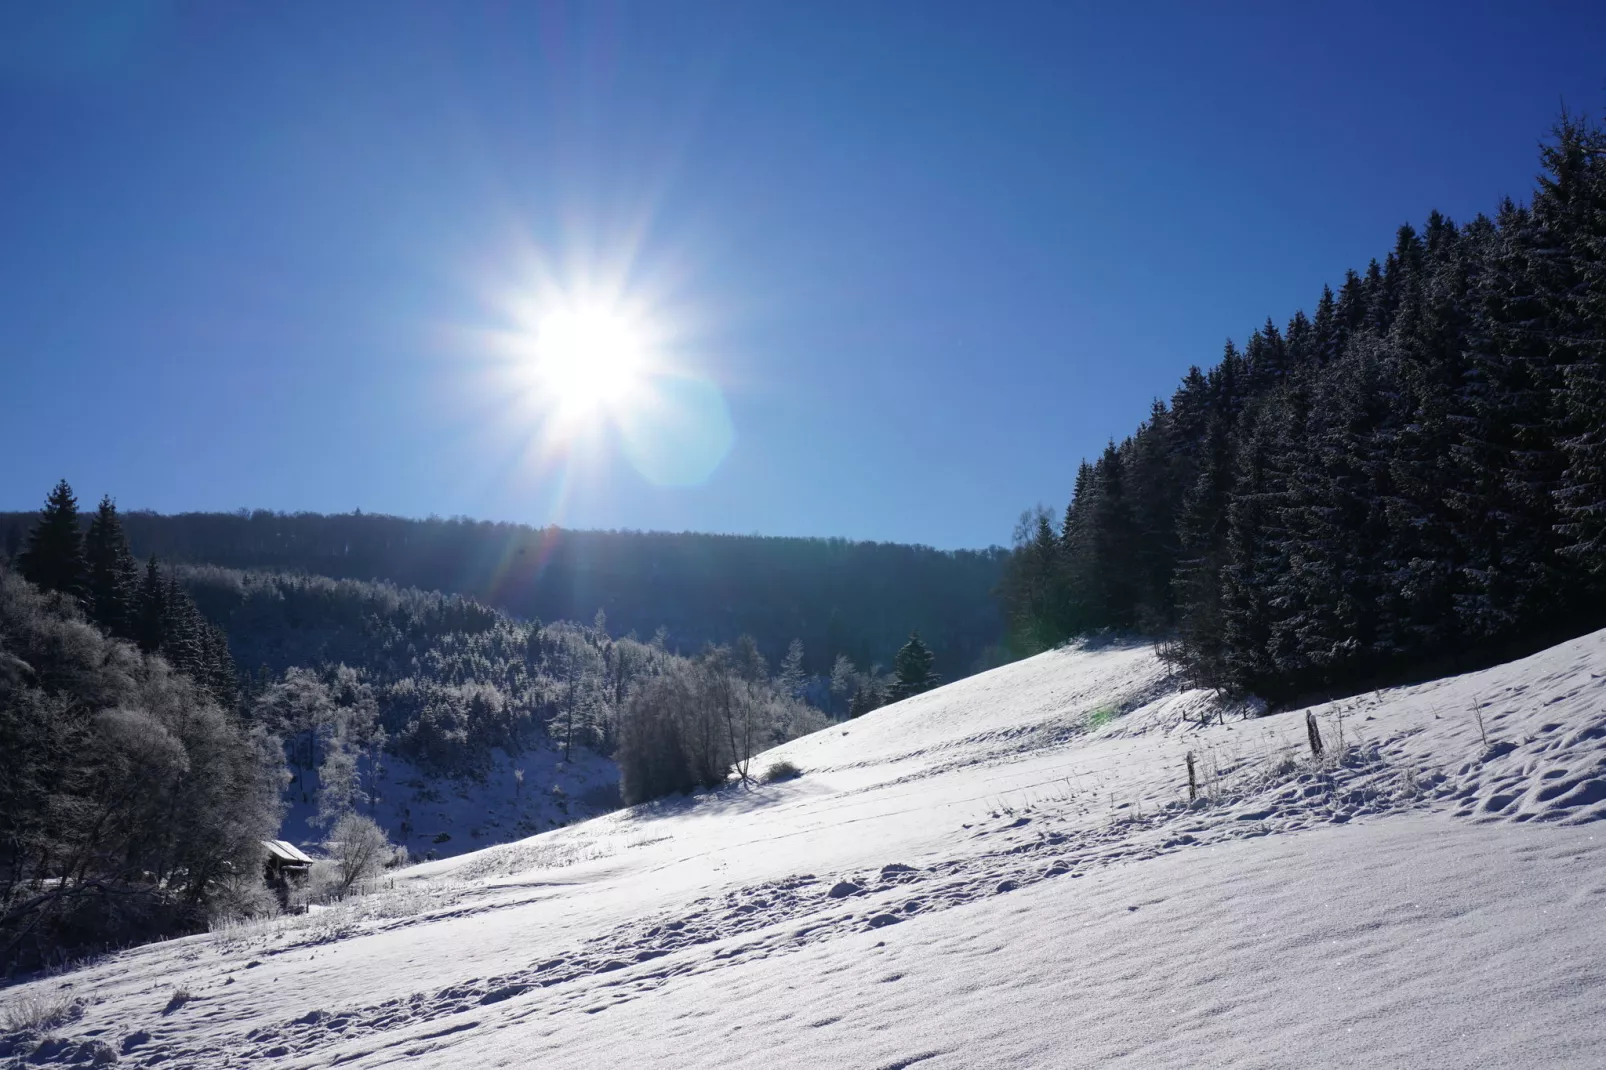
[0,508,1006,685]
[1,485,950,971]
[1,486,281,972]
[1000,114,1606,703]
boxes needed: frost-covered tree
[0,564,284,972]
[777,638,806,698]
[324,813,392,898]
[829,654,857,717]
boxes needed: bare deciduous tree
[324,813,392,899]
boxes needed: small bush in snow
[1087,704,1118,730]
[762,760,803,783]
[1,992,81,1034]
[207,874,280,928]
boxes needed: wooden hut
[261,839,313,907]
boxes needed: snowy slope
[5,633,1606,1068]
[278,743,619,863]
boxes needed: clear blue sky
[3,1,1603,549]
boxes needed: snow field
[4,631,1606,1067]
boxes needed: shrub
[207,874,281,927]
[762,760,803,783]
[616,670,702,805]
[323,814,392,899]
[1,991,81,1034]
[615,652,828,805]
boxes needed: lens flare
[455,251,737,501]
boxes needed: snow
[278,743,619,862]
[6,631,1606,1068]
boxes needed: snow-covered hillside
[279,743,619,863]
[6,633,1606,1068]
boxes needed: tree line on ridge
[1000,113,1606,703]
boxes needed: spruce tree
[1127,401,1183,629]
[200,619,240,709]
[1001,506,1067,654]
[777,638,807,698]
[18,480,86,599]
[1171,411,1235,686]
[1219,408,1280,693]
[136,555,167,654]
[1058,462,1097,634]
[1548,116,1606,583]
[1452,199,1571,638]
[84,495,140,640]
[1087,442,1138,628]
[161,574,206,679]
[890,632,939,700]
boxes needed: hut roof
[261,839,314,865]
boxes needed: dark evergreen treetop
[13,481,241,710]
[84,495,140,641]
[891,631,940,700]
[17,479,86,599]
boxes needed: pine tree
[1377,212,1470,659]
[1087,442,1138,628]
[777,639,806,698]
[160,574,206,680]
[136,555,167,654]
[1127,401,1183,629]
[1218,409,1279,693]
[1171,409,1235,686]
[1452,199,1571,638]
[890,632,939,700]
[83,495,140,640]
[1058,463,1096,634]
[2,524,20,564]
[1001,505,1068,654]
[733,634,768,683]
[199,618,239,709]
[829,654,857,717]
[1549,116,1606,582]
[17,480,86,599]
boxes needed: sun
[529,304,648,421]
[462,256,735,487]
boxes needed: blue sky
[3,1,1603,549]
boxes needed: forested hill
[0,509,1006,680]
[1000,113,1606,704]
